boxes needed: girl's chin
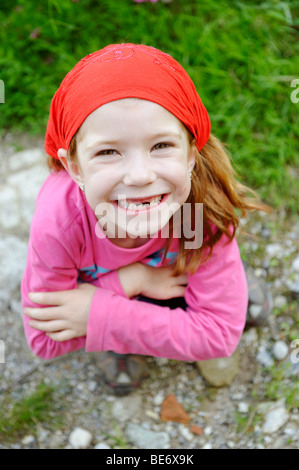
[118,222,164,239]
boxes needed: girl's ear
[57,148,83,187]
[188,139,197,173]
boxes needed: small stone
[202,442,213,449]
[242,328,259,346]
[153,390,165,406]
[37,426,49,443]
[227,440,236,448]
[289,281,299,294]
[69,427,93,449]
[88,381,98,392]
[125,423,170,449]
[178,425,193,441]
[196,349,240,387]
[160,394,190,424]
[274,295,287,309]
[272,341,289,360]
[94,442,111,449]
[285,355,299,377]
[22,435,35,445]
[284,424,297,436]
[204,426,212,436]
[272,436,287,449]
[230,391,245,400]
[263,406,289,434]
[257,346,274,367]
[292,256,299,273]
[238,402,250,413]
[248,304,262,319]
[155,357,169,366]
[48,430,64,448]
[254,268,267,278]
[266,243,282,258]
[145,410,160,420]
[256,443,265,449]
[112,394,142,423]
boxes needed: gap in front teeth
[118,195,163,210]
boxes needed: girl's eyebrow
[86,131,183,151]
[86,139,119,151]
[150,131,182,140]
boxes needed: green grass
[0,380,62,439]
[263,363,299,409]
[0,0,298,209]
[103,423,132,449]
[233,408,262,434]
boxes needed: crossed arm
[24,262,188,342]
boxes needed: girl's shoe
[97,351,149,395]
[244,264,273,326]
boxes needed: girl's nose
[122,156,156,186]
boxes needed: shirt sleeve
[21,225,86,360]
[85,234,248,361]
[21,211,129,360]
[97,270,129,298]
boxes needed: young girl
[21,43,271,395]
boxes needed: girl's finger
[27,319,66,333]
[24,307,63,321]
[172,286,186,298]
[46,330,75,342]
[28,289,74,306]
[173,274,188,286]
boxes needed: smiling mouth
[115,194,167,211]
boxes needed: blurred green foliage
[0,0,298,209]
[0,381,61,438]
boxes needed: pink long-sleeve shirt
[21,170,248,361]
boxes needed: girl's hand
[139,264,188,300]
[24,283,97,341]
[118,262,188,300]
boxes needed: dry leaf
[160,394,191,424]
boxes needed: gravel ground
[0,133,298,450]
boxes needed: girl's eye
[95,149,117,157]
[153,142,170,150]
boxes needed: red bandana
[45,44,211,159]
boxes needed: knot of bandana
[45,43,211,159]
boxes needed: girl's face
[69,99,196,243]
